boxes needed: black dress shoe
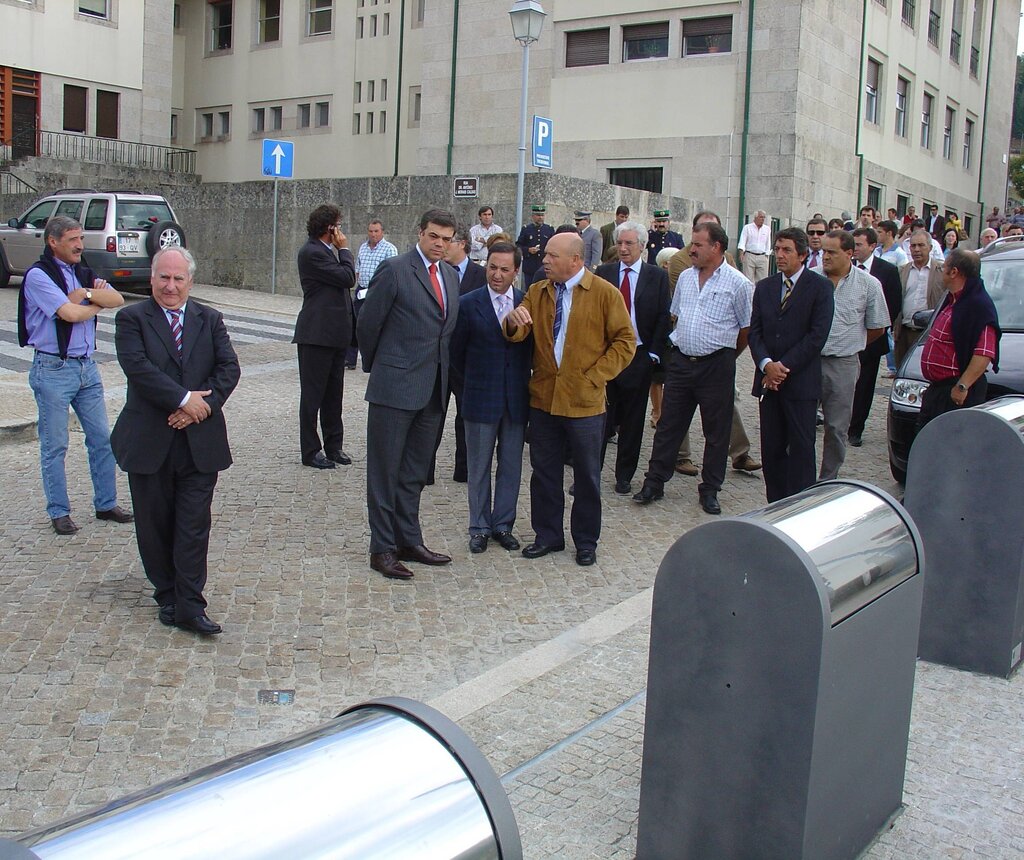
[371,552,413,579]
[522,541,565,559]
[614,480,632,495]
[452,469,468,483]
[51,516,80,535]
[576,548,597,566]
[469,534,489,553]
[848,434,863,447]
[568,483,575,496]
[493,531,521,551]
[176,614,222,635]
[699,492,722,515]
[397,544,452,565]
[158,604,175,626]
[96,505,134,523]
[345,362,357,370]
[632,486,664,505]
[303,452,336,470]
[325,449,352,466]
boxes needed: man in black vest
[19,215,132,535]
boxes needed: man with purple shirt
[18,215,133,535]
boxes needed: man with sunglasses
[805,218,827,269]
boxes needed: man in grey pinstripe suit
[357,209,461,580]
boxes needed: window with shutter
[566,28,610,68]
[622,22,669,61]
[682,16,732,56]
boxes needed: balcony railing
[970,46,980,77]
[21,131,197,174]
[0,171,37,194]
[901,0,915,26]
[928,10,940,45]
[950,28,961,63]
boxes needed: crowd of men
[17,200,1001,631]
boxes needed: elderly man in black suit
[748,227,834,503]
[596,220,671,495]
[110,247,240,635]
[293,204,356,470]
[358,209,460,580]
[848,226,903,447]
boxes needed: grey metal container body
[907,395,1024,678]
[12,697,521,860]
[636,482,924,860]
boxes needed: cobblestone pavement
[0,283,1020,857]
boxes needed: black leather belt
[672,346,731,362]
[35,350,88,360]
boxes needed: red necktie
[620,267,632,314]
[428,263,446,317]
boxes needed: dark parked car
[887,236,1024,482]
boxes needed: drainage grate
[257,689,295,705]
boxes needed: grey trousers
[464,415,525,536]
[741,253,769,283]
[678,384,752,462]
[819,354,860,481]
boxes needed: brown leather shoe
[397,544,452,565]
[51,516,79,535]
[674,459,699,477]
[370,552,414,579]
[732,454,762,472]
[96,505,134,523]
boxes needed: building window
[356,16,363,38]
[411,0,424,28]
[950,0,963,62]
[409,86,421,128]
[63,85,87,133]
[963,118,973,168]
[78,0,109,18]
[928,0,941,45]
[682,16,733,56]
[308,0,332,35]
[969,0,984,77]
[298,103,311,128]
[219,111,230,137]
[201,112,214,139]
[565,28,610,67]
[608,167,663,194]
[95,90,118,138]
[920,92,933,148]
[622,22,668,62]
[896,193,910,217]
[170,113,179,141]
[315,101,329,127]
[895,77,909,138]
[942,106,954,159]
[370,14,377,36]
[253,107,265,132]
[367,112,374,134]
[867,185,882,212]
[270,106,282,130]
[258,0,281,43]
[901,0,916,27]
[865,59,881,125]
[173,2,182,29]
[963,214,973,236]
[211,1,232,51]
[352,113,361,134]
[383,13,389,35]
[380,79,388,101]
[354,82,361,103]
[379,111,386,133]
[368,80,375,102]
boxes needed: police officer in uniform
[646,209,684,264]
[516,204,555,284]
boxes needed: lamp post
[509,0,546,238]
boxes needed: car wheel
[146,221,187,257]
[0,252,11,289]
[889,456,906,484]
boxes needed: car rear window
[980,259,1024,331]
[115,201,174,230]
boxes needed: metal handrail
[950,28,961,63]
[928,10,940,44]
[33,131,197,174]
[901,0,915,26]
[0,171,36,194]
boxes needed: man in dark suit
[926,204,944,242]
[358,209,460,580]
[596,220,671,495]
[110,248,240,635]
[848,227,903,446]
[516,204,555,283]
[748,227,834,503]
[450,241,532,553]
[293,204,355,470]
[446,227,488,295]
[600,205,629,263]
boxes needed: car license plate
[117,234,141,255]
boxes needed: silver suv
[0,190,186,290]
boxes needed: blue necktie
[553,282,566,342]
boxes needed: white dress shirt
[738,222,772,255]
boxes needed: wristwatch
[955,382,968,392]
[85,290,93,302]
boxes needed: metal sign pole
[271,177,279,295]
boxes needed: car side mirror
[912,309,934,328]
[7,218,19,228]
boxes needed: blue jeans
[28,353,118,519]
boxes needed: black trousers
[602,356,655,484]
[644,348,735,495]
[431,373,468,482]
[297,343,346,461]
[917,376,987,431]
[528,407,605,551]
[759,394,818,503]
[128,433,219,621]
[848,339,887,439]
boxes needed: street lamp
[509,0,546,239]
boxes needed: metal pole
[271,177,279,295]
[514,39,530,239]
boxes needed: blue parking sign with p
[532,116,552,170]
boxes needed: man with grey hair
[18,214,132,535]
[738,210,771,283]
[596,220,671,494]
[979,227,998,248]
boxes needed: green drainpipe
[976,0,1000,233]
[737,0,756,242]
[393,0,407,176]
[446,0,461,175]
[855,0,868,208]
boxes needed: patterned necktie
[553,282,566,342]
[169,309,182,353]
[428,263,446,316]
[810,251,819,268]
[497,293,511,322]
[781,277,794,311]
[620,267,632,313]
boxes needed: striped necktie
[781,277,794,311]
[168,309,182,353]
[553,282,566,342]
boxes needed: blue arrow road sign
[532,116,552,170]
[262,139,294,178]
